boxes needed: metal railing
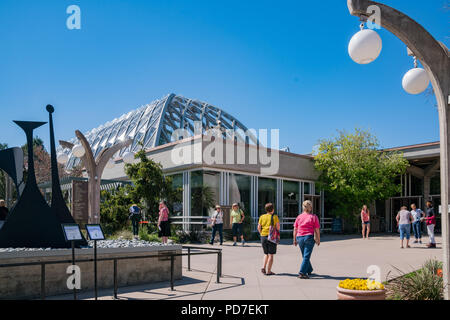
[170,216,211,226]
[0,245,222,300]
[321,217,333,231]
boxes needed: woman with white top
[210,205,224,245]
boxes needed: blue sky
[0,0,448,154]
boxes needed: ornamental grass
[386,259,444,300]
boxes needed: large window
[230,174,251,215]
[411,175,423,196]
[430,174,440,195]
[283,180,300,218]
[190,170,220,217]
[303,182,321,215]
[258,177,277,215]
[170,173,183,216]
[304,182,311,196]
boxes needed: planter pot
[337,286,386,300]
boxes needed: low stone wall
[0,245,182,300]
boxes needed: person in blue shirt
[410,203,424,244]
[129,204,142,239]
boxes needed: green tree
[124,148,174,222]
[100,186,134,235]
[314,129,409,223]
[191,185,216,216]
[21,137,44,155]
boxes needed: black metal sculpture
[47,105,87,246]
[0,147,25,197]
[0,106,87,248]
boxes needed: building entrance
[389,196,423,232]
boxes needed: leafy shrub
[387,259,444,300]
[100,186,133,235]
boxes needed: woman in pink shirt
[293,200,320,279]
[158,200,171,245]
[361,205,370,239]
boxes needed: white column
[277,179,283,230]
[183,171,191,232]
[251,176,258,232]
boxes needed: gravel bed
[0,238,176,252]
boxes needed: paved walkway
[50,234,443,300]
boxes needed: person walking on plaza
[422,201,437,248]
[257,203,280,276]
[293,200,320,279]
[396,206,413,249]
[410,203,424,244]
[0,200,8,230]
[158,200,171,245]
[230,203,245,246]
[361,205,370,239]
[210,205,224,245]
[129,204,142,239]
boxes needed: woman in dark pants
[257,203,280,276]
[158,201,171,245]
[210,205,224,245]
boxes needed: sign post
[61,223,83,300]
[85,224,105,300]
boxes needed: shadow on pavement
[308,274,350,280]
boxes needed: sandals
[266,271,276,276]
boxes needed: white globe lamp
[72,144,85,158]
[57,152,69,165]
[123,151,135,164]
[105,158,115,169]
[348,29,382,64]
[402,67,430,95]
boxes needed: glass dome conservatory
[60,93,259,169]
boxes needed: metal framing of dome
[60,93,259,170]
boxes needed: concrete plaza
[50,234,443,300]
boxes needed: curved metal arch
[348,0,450,299]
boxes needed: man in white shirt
[410,203,424,244]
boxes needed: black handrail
[0,245,222,300]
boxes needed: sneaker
[233,242,237,246]
[298,273,309,279]
[413,240,418,244]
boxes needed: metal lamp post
[60,130,133,224]
[347,0,450,299]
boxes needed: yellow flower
[338,278,384,290]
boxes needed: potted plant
[337,278,386,300]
